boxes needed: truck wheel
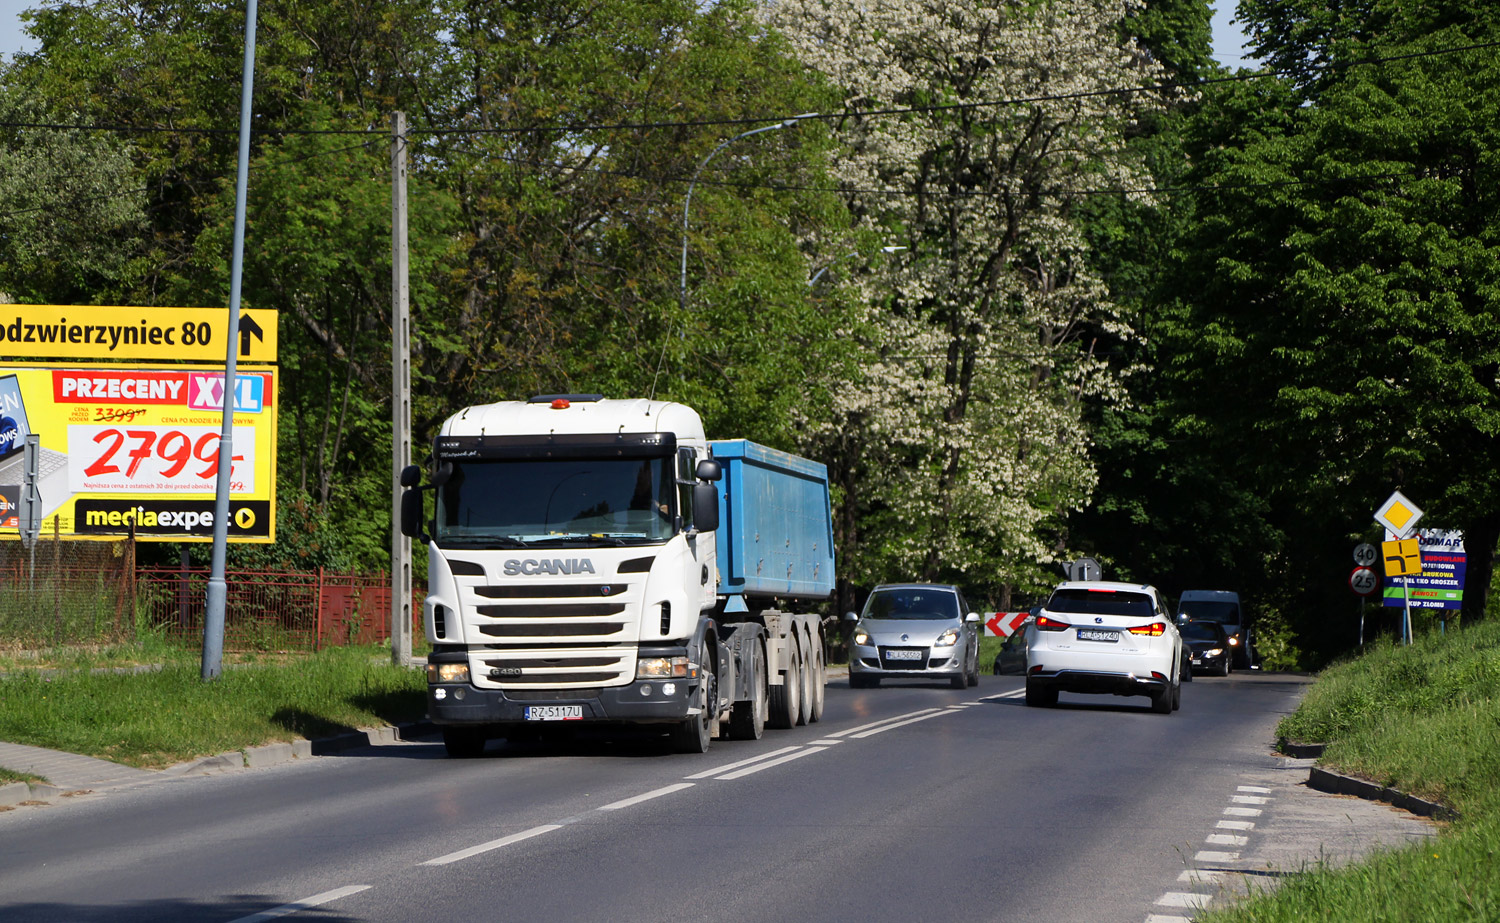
[442,727,487,758]
[808,636,826,723]
[797,635,814,726]
[672,670,715,753]
[769,641,802,729]
[727,642,768,740]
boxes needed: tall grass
[0,644,426,769]
[1199,619,1500,922]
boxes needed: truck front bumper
[428,679,696,727]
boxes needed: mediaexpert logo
[74,498,271,537]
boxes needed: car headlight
[934,627,959,647]
[1206,648,1224,657]
[853,627,872,646]
[1228,637,1240,646]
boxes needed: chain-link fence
[0,531,418,652]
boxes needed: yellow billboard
[0,306,278,363]
[0,364,276,542]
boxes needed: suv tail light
[1128,622,1166,636]
[1035,615,1071,632]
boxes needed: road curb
[1,720,438,811]
[1306,766,1459,821]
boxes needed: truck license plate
[524,705,583,721]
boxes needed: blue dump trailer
[402,396,835,756]
[708,439,835,737]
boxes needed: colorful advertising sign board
[0,306,277,364]
[0,365,276,542]
[1383,528,1464,610]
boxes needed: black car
[1181,620,1233,676]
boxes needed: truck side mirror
[399,464,422,488]
[400,488,425,539]
[695,458,722,482]
[692,482,720,532]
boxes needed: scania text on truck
[399,394,835,756]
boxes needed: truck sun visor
[433,432,677,459]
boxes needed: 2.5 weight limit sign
[1349,566,1379,596]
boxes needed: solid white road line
[683,746,802,779]
[825,708,942,738]
[714,747,828,780]
[597,783,695,811]
[225,886,372,922]
[848,709,958,738]
[423,824,565,866]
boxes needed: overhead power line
[0,39,1493,140]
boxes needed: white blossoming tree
[763,0,1170,604]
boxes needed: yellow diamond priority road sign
[1374,490,1424,540]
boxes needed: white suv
[1022,581,1183,714]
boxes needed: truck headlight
[637,656,693,679]
[934,627,959,647]
[428,662,470,684]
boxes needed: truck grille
[466,583,639,646]
[472,648,635,688]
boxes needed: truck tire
[442,727,487,758]
[797,633,814,726]
[769,640,802,729]
[727,642,768,740]
[672,669,715,753]
[808,635,826,723]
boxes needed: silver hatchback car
[847,583,981,688]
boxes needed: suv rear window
[1047,588,1155,618]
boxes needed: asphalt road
[0,670,1432,923]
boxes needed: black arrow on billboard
[237,314,264,357]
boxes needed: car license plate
[1076,629,1118,642]
[524,705,583,721]
[885,649,922,660]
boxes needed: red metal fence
[137,566,422,651]
[0,540,420,651]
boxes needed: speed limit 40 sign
[1349,566,1379,596]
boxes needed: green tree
[1166,3,1500,646]
[763,0,1175,605]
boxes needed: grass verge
[1197,618,1500,921]
[0,644,426,770]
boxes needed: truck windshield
[435,457,675,547]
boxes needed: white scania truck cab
[400,394,834,756]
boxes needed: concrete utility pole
[203,0,259,681]
[390,111,413,668]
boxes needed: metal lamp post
[678,113,819,315]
